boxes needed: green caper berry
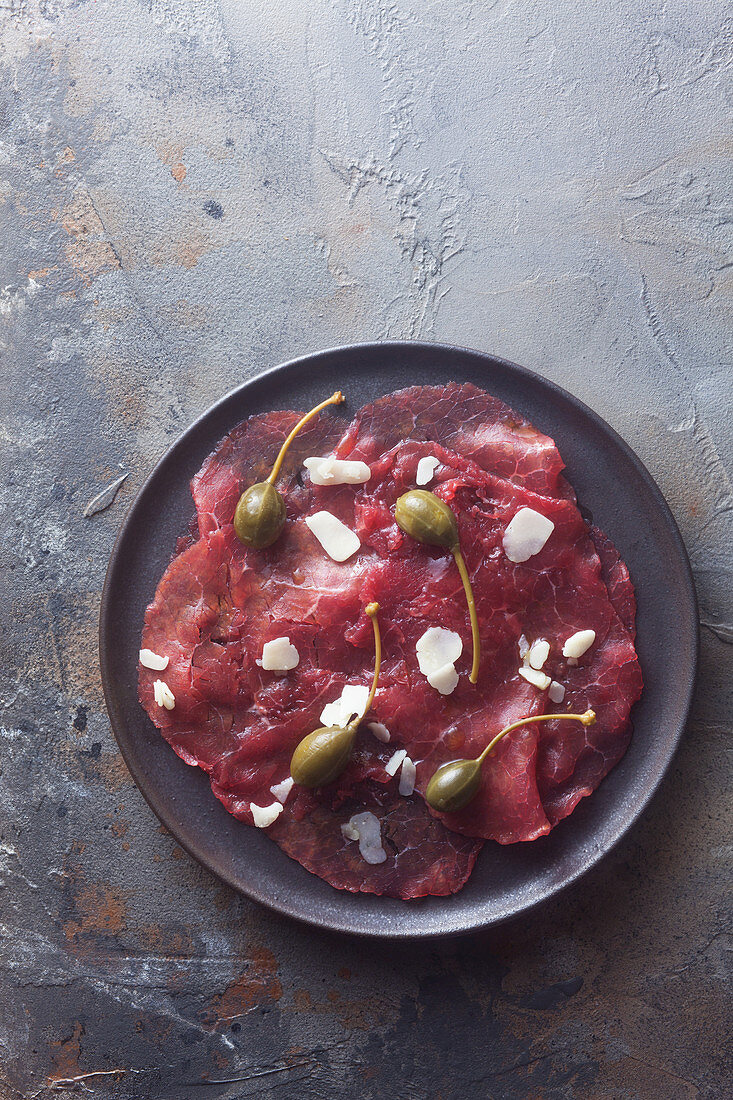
[425,757,482,813]
[395,489,480,683]
[395,489,459,549]
[424,710,597,814]
[234,481,286,549]
[291,603,382,790]
[290,724,357,788]
[233,391,344,549]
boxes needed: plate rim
[99,339,699,938]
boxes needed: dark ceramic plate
[100,342,698,937]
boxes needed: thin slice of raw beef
[139,385,642,897]
[588,524,637,639]
[336,382,575,500]
[268,782,483,898]
[191,407,346,537]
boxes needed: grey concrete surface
[1,1,731,1097]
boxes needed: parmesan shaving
[548,680,566,703]
[416,627,462,694]
[427,663,459,695]
[305,511,361,562]
[528,639,550,670]
[251,801,284,828]
[562,629,596,658]
[257,636,299,672]
[340,811,387,864]
[518,666,551,691]
[269,776,295,804]
[303,456,371,485]
[368,721,391,743]
[399,756,417,797]
[320,684,370,729]
[503,508,555,563]
[153,679,175,710]
[385,748,407,776]
[140,648,169,671]
[416,455,440,486]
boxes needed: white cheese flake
[562,629,596,658]
[518,666,551,691]
[153,679,176,710]
[416,455,440,486]
[416,628,463,673]
[528,639,550,670]
[340,811,387,864]
[416,627,463,695]
[368,721,391,743]
[503,508,555,563]
[251,801,284,828]
[399,756,417,797]
[140,648,169,671]
[257,636,299,672]
[303,456,371,486]
[548,680,566,703]
[320,684,370,729]
[428,663,460,695]
[517,634,530,660]
[269,776,295,804]
[385,748,407,776]
[305,511,361,562]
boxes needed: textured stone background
[1,1,731,1097]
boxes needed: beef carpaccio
[139,383,643,898]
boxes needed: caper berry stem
[360,602,382,722]
[451,547,480,684]
[290,602,383,788]
[394,489,481,684]
[234,391,345,548]
[425,708,596,813]
[476,708,596,764]
[266,391,344,485]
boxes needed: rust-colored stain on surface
[1,3,728,1098]
[62,863,128,945]
[60,191,121,285]
[290,986,380,1031]
[137,924,194,958]
[204,946,282,1028]
[48,1020,84,1084]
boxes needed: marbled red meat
[139,384,642,897]
[192,407,344,537]
[269,782,483,899]
[588,524,637,639]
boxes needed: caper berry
[291,602,382,789]
[425,758,482,814]
[290,725,356,788]
[395,490,458,549]
[234,481,286,548]
[233,391,344,549]
[395,489,481,684]
[425,709,596,813]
